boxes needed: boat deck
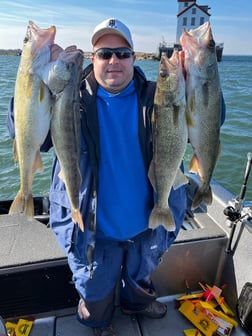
[26,299,248,336]
[1,174,252,335]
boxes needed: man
[7,18,187,336]
[60,18,187,336]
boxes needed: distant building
[176,0,210,43]
[158,0,224,61]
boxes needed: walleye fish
[180,22,221,210]
[9,21,56,218]
[148,50,188,231]
[46,46,84,231]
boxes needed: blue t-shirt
[96,81,152,241]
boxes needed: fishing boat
[0,154,251,336]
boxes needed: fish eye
[208,39,216,49]
[160,70,167,78]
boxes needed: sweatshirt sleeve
[6,97,15,139]
[6,97,53,152]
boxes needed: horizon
[0,49,252,58]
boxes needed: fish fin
[38,81,45,103]
[191,184,212,210]
[24,194,35,218]
[13,139,18,163]
[33,151,44,173]
[58,170,65,181]
[186,109,194,127]
[148,159,157,192]
[189,93,195,113]
[9,191,34,219]
[148,206,176,232]
[151,109,155,124]
[72,209,84,232]
[189,154,200,174]
[173,169,189,190]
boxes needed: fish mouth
[181,22,214,53]
[58,47,84,67]
[27,20,56,55]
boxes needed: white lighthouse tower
[176,0,210,43]
[158,0,223,61]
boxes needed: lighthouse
[176,0,211,43]
[158,0,224,61]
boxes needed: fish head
[180,22,217,76]
[154,50,185,106]
[58,46,84,69]
[23,21,56,57]
[157,51,179,90]
[180,22,214,53]
[47,47,84,94]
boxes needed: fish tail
[72,208,85,232]
[148,206,176,232]
[191,185,213,210]
[9,191,34,218]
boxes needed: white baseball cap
[91,18,134,49]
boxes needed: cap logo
[108,19,117,28]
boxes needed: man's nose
[109,53,119,63]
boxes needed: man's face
[92,34,136,93]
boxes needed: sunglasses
[93,47,135,60]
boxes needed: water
[0,55,251,202]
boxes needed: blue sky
[0,0,252,55]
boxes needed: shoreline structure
[0,49,158,60]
